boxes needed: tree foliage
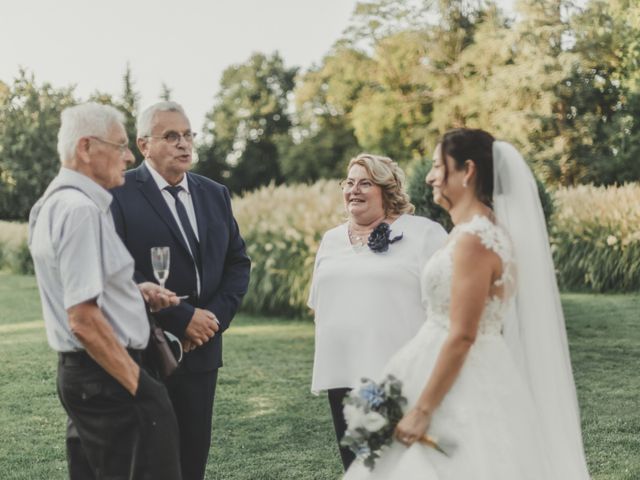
[0,70,76,220]
[196,52,297,193]
[2,0,640,219]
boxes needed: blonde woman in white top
[308,153,447,470]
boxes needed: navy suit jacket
[110,164,251,372]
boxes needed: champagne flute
[150,246,170,288]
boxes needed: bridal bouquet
[341,375,450,470]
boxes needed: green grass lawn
[0,274,638,479]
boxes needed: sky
[1,0,515,134]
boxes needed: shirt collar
[145,160,190,194]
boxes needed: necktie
[164,185,202,272]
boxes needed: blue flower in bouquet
[359,382,386,408]
[341,375,407,470]
[355,445,372,460]
[341,375,452,470]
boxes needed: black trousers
[328,387,356,471]
[57,352,182,480]
[165,369,219,480]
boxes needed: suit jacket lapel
[135,164,192,256]
[188,173,209,277]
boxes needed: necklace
[348,229,370,246]
[348,218,387,246]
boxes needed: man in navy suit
[111,101,251,480]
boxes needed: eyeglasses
[145,131,197,145]
[340,179,375,192]
[89,136,130,155]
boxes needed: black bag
[145,311,183,380]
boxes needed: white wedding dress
[344,215,554,479]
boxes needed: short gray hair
[57,102,125,164]
[136,101,187,139]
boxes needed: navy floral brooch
[367,223,403,253]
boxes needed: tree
[551,0,640,185]
[0,70,76,220]
[160,83,173,101]
[196,52,297,192]
[278,115,360,181]
[290,47,372,180]
[88,65,143,164]
[118,64,142,164]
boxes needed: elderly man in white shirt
[29,102,183,480]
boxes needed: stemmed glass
[150,246,170,288]
[149,246,183,361]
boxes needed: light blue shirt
[29,168,149,352]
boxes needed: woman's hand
[394,406,432,447]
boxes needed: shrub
[0,241,6,270]
[10,241,34,275]
[406,158,452,231]
[551,184,640,292]
[234,181,345,317]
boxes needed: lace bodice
[422,215,516,335]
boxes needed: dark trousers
[57,352,182,480]
[165,369,219,480]
[328,387,356,471]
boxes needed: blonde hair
[347,153,415,215]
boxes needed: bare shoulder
[452,232,500,267]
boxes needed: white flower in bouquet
[362,411,387,432]
[342,375,452,471]
[344,404,366,429]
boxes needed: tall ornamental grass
[2,182,637,308]
[234,180,345,317]
[0,220,27,248]
[551,184,640,292]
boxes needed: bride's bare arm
[395,233,500,443]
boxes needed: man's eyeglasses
[89,136,130,155]
[340,179,375,192]
[145,131,197,145]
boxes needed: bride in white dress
[343,129,591,479]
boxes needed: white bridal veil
[492,141,591,479]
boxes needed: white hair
[57,102,125,164]
[136,101,187,139]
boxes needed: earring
[463,181,468,188]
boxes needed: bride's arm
[395,233,499,444]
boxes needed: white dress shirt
[144,160,201,293]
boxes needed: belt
[59,348,144,367]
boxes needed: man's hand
[184,308,219,346]
[137,282,179,312]
[67,301,141,396]
[182,338,196,353]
